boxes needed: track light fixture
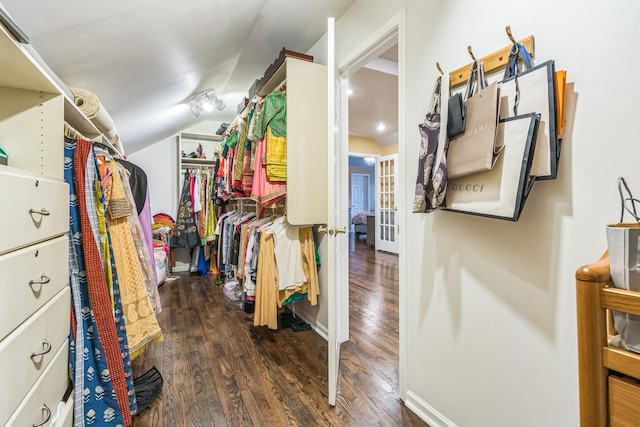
[191,89,226,117]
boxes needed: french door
[376,154,399,254]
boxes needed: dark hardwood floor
[132,235,427,427]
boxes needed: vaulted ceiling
[0,0,357,153]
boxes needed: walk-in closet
[3,0,629,426]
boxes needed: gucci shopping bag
[445,113,540,221]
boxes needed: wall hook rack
[449,34,535,88]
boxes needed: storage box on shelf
[0,21,73,427]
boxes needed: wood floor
[131,236,427,427]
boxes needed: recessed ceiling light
[377,122,386,131]
[346,88,354,96]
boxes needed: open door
[325,16,350,407]
[376,154,399,254]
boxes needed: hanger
[435,62,444,76]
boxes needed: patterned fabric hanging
[413,75,449,213]
[65,137,136,427]
[171,170,201,248]
[104,161,164,359]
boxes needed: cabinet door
[286,59,328,225]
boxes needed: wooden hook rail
[449,35,535,88]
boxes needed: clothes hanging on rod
[103,159,164,357]
[216,90,289,207]
[65,135,166,426]
[214,209,319,329]
[65,136,137,426]
[171,169,201,248]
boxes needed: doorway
[351,173,370,226]
[342,32,403,401]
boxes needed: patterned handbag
[413,74,449,213]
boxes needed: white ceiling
[0,0,357,153]
[348,44,398,146]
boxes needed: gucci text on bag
[450,184,485,192]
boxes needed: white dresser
[0,20,74,427]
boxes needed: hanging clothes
[254,90,287,182]
[171,170,201,248]
[250,137,286,206]
[115,158,160,308]
[254,231,279,329]
[67,138,136,426]
[198,170,208,244]
[104,160,164,358]
[266,217,306,290]
[265,126,287,181]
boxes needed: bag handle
[427,75,442,117]
[618,177,640,222]
[503,43,534,79]
[463,61,488,101]
[503,43,534,116]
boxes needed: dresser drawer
[0,236,68,341]
[0,287,69,426]
[0,170,69,255]
[5,339,69,427]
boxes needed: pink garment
[250,137,286,206]
[139,189,158,287]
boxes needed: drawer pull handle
[32,404,51,427]
[30,339,52,358]
[29,208,51,216]
[29,274,51,287]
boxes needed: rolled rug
[110,134,125,156]
[70,87,118,141]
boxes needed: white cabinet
[0,21,71,426]
[232,57,328,225]
[279,58,328,225]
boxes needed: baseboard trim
[294,311,329,341]
[405,391,457,427]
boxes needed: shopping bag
[447,92,465,138]
[606,177,640,353]
[555,70,567,137]
[445,113,540,221]
[447,60,503,179]
[500,44,559,180]
[413,73,450,213]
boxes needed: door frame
[337,9,407,400]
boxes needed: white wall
[308,1,640,426]
[126,135,178,218]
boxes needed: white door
[326,17,349,407]
[376,154,399,253]
[351,173,369,226]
